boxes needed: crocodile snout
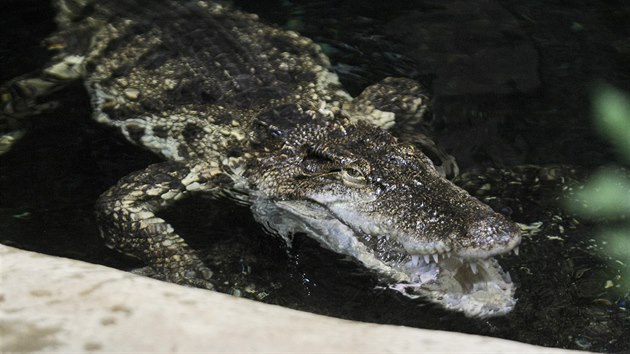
[455,212,521,258]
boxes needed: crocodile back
[52,0,346,161]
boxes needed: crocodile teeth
[513,246,520,256]
[411,255,419,266]
[423,255,431,264]
[432,253,439,263]
[470,262,478,274]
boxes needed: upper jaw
[323,199,522,266]
[355,217,522,263]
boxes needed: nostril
[445,204,522,258]
[467,213,521,249]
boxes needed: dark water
[1,0,629,352]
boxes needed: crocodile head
[250,118,521,317]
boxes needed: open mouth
[389,248,519,317]
[262,198,520,317]
[333,216,520,317]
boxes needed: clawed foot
[0,85,61,155]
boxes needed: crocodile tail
[54,0,94,27]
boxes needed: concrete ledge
[0,244,583,353]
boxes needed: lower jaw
[389,257,516,317]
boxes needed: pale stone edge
[0,244,586,353]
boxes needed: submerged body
[1,0,520,317]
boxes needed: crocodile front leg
[96,161,223,289]
[347,77,431,130]
[347,77,458,178]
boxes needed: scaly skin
[0,0,521,317]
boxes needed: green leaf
[601,227,630,257]
[568,168,630,219]
[593,85,630,162]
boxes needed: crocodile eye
[340,165,367,187]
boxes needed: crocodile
[1,0,521,317]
